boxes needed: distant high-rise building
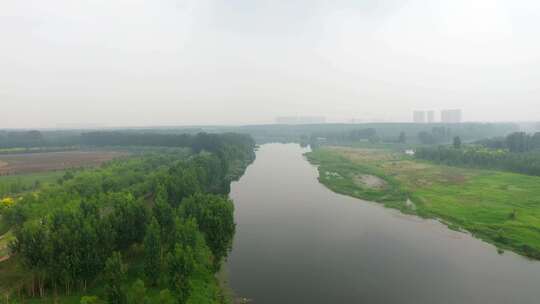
[413,111,426,123]
[427,111,435,123]
[275,116,326,125]
[441,109,462,123]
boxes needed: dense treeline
[0,131,44,148]
[415,146,540,176]
[81,132,252,153]
[0,130,82,149]
[2,133,255,303]
[290,124,519,147]
[219,122,519,144]
[0,130,255,153]
[0,123,519,149]
[301,128,379,146]
[81,132,193,148]
[415,132,540,176]
[82,132,255,185]
[417,127,453,144]
[476,132,540,153]
[82,132,255,180]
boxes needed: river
[225,143,540,304]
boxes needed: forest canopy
[1,132,256,303]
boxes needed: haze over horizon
[2,0,540,128]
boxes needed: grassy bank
[306,147,540,259]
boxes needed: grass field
[0,171,65,188]
[0,151,126,175]
[306,147,540,259]
[0,171,66,202]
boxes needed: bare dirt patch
[353,174,387,189]
[440,172,466,184]
[0,151,127,175]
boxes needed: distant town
[413,109,463,123]
[274,110,463,125]
[275,116,327,124]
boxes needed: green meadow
[0,171,66,198]
[306,147,540,259]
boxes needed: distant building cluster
[275,116,326,124]
[412,109,462,123]
[440,109,463,123]
[427,111,435,123]
[413,111,426,123]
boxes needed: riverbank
[306,147,540,259]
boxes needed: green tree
[453,136,462,149]
[166,245,195,304]
[153,184,175,257]
[11,221,51,297]
[159,289,175,304]
[79,219,101,291]
[108,193,148,249]
[418,131,435,144]
[398,132,407,144]
[47,208,83,295]
[144,217,161,286]
[506,132,529,152]
[179,193,235,270]
[104,252,126,304]
[166,167,201,207]
[532,132,540,150]
[127,279,149,304]
[155,183,169,206]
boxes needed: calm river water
[226,144,540,304]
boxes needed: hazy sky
[2,0,540,128]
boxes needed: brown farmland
[0,151,127,175]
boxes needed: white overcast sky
[1,0,540,128]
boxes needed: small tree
[418,131,435,144]
[154,185,175,258]
[368,134,380,144]
[179,194,235,270]
[159,289,175,304]
[166,245,195,304]
[144,217,161,286]
[127,279,149,304]
[398,132,406,144]
[104,252,126,304]
[453,136,462,149]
